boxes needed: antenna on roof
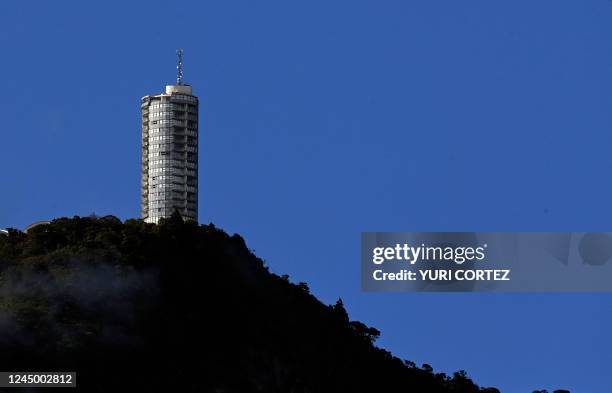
[176,49,184,85]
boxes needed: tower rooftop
[165,85,193,95]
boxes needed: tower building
[141,50,199,223]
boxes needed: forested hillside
[0,215,557,392]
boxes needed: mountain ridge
[0,214,561,392]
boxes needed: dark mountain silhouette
[0,215,567,392]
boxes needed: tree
[349,320,380,344]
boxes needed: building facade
[141,84,199,223]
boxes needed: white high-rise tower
[141,50,199,223]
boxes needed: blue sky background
[1,1,611,391]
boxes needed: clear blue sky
[1,1,611,392]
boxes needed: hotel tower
[141,50,199,223]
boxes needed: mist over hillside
[0,215,566,392]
